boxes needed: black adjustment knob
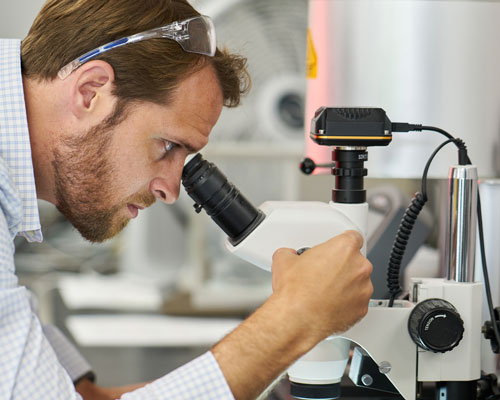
[300,158,316,175]
[408,298,464,353]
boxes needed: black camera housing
[310,107,392,147]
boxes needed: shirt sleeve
[120,351,235,400]
[0,160,233,400]
[24,291,95,385]
[42,324,95,384]
[0,168,82,399]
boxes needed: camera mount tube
[332,147,368,204]
[444,164,478,282]
[182,154,265,246]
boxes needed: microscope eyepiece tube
[444,164,478,282]
[181,154,265,246]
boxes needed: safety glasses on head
[57,15,216,80]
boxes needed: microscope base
[341,300,416,399]
[340,279,482,400]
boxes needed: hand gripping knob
[408,298,464,353]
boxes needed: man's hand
[212,230,373,400]
[271,230,373,343]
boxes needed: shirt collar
[0,39,42,242]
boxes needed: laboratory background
[2,0,500,399]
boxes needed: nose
[149,159,184,204]
[149,177,180,204]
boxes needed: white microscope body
[182,107,485,399]
[225,200,482,399]
[228,200,368,270]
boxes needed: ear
[69,60,116,120]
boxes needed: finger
[363,259,373,277]
[272,247,298,263]
[343,230,364,249]
[271,248,298,278]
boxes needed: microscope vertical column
[444,164,478,283]
[434,164,479,399]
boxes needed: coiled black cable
[387,136,465,306]
[387,192,427,306]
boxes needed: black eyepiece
[181,154,265,246]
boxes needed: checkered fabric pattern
[26,291,95,384]
[0,40,41,243]
[0,38,235,399]
[122,352,235,400]
[42,324,95,384]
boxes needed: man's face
[53,65,223,242]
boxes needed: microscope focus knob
[408,298,464,353]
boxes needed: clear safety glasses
[57,15,216,80]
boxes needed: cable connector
[391,122,423,132]
[455,139,469,165]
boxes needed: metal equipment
[182,107,498,399]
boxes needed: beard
[52,107,155,242]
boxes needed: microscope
[181,107,498,399]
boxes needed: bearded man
[0,1,373,398]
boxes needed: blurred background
[2,0,500,398]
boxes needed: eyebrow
[179,140,199,153]
[175,138,200,154]
[157,125,207,154]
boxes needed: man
[0,0,373,399]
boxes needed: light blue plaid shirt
[0,39,234,400]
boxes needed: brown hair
[21,0,249,108]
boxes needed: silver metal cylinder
[444,165,478,282]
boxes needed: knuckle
[345,234,358,248]
[271,248,297,266]
[368,281,374,297]
[272,248,286,261]
[358,298,370,318]
[344,230,363,248]
[356,258,372,278]
[364,260,373,276]
[354,257,372,279]
[339,235,358,252]
[361,303,369,317]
